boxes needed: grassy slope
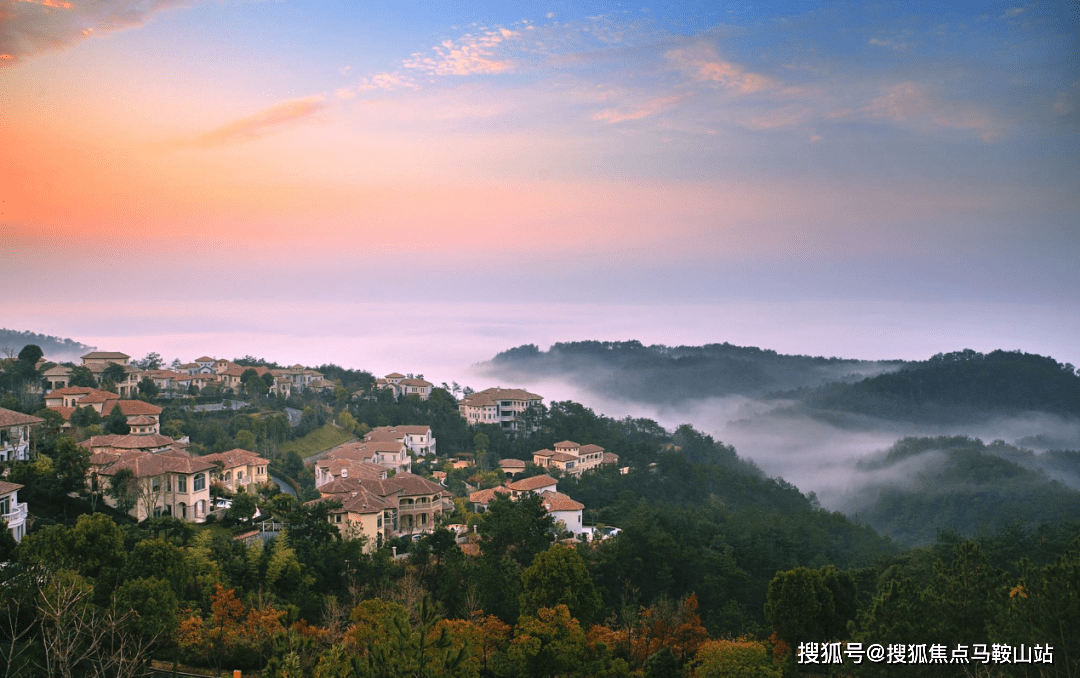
[281,423,355,459]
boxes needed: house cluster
[145,356,333,397]
[85,430,270,523]
[458,387,543,431]
[469,474,586,537]
[45,387,163,433]
[532,440,620,475]
[41,351,333,400]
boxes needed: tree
[133,352,162,370]
[137,377,159,399]
[69,366,96,388]
[501,605,587,678]
[102,363,127,386]
[109,468,140,516]
[693,639,781,678]
[226,492,258,524]
[235,430,257,451]
[53,436,90,497]
[104,405,130,435]
[520,546,603,626]
[246,376,270,399]
[17,344,43,365]
[70,405,102,429]
[240,368,259,384]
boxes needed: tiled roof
[195,356,215,363]
[49,406,76,420]
[80,434,176,451]
[579,444,605,455]
[399,378,432,387]
[507,475,558,492]
[602,452,620,464]
[127,416,157,426]
[385,372,406,379]
[532,449,555,458]
[97,451,216,478]
[540,490,585,512]
[0,408,44,427]
[80,392,121,404]
[200,448,269,468]
[43,365,72,376]
[112,400,162,416]
[0,481,24,495]
[335,488,393,514]
[363,472,444,498]
[498,459,527,468]
[44,387,102,398]
[318,477,365,495]
[469,486,511,504]
[554,440,579,448]
[459,387,543,407]
[551,452,578,463]
[82,352,130,360]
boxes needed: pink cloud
[591,94,685,124]
[666,44,775,93]
[187,97,328,148]
[403,28,520,76]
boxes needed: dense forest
[1,343,1079,676]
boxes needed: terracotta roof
[49,406,76,420]
[96,451,216,478]
[507,475,558,492]
[318,477,365,495]
[82,352,129,360]
[551,452,578,463]
[199,448,269,468]
[362,472,444,498]
[80,392,122,404]
[532,449,554,458]
[316,459,389,480]
[579,444,605,455]
[80,434,176,451]
[540,490,585,512]
[44,387,102,398]
[0,481,24,495]
[602,452,620,464]
[469,486,511,504]
[459,387,543,407]
[334,488,393,514]
[399,378,432,387]
[112,400,162,416]
[0,408,44,427]
[127,416,157,426]
[43,365,72,376]
[498,459,527,469]
[554,440,579,448]
[195,356,215,363]
[385,372,406,379]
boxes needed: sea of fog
[9,298,1078,510]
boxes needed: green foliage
[520,546,603,626]
[226,491,258,524]
[499,605,586,678]
[104,404,130,435]
[68,365,96,387]
[281,423,354,459]
[693,639,782,678]
[764,566,855,649]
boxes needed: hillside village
[1,342,1077,678]
[1,348,623,553]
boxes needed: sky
[2,0,1078,374]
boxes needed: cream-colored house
[533,441,609,475]
[458,388,543,431]
[0,408,43,463]
[365,425,436,457]
[200,448,270,492]
[0,481,28,542]
[88,445,215,522]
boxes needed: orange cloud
[187,97,328,148]
[592,94,685,124]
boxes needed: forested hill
[849,436,1080,546]
[799,349,1080,421]
[0,328,95,361]
[482,340,903,403]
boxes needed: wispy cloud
[336,72,417,99]
[0,0,192,67]
[592,94,685,123]
[186,97,327,148]
[665,43,774,93]
[860,81,1005,142]
[403,27,521,76]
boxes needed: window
[177,476,187,493]
[193,473,205,491]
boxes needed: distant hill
[799,349,1080,422]
[848,436,1080,545]
[480,340,904,404]
[0,328,96,362]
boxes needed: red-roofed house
[458,387,543,431]
[200,448,270,492]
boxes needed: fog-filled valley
[478,341,1080,546]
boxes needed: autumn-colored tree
[177,585,285,672]
[693,638,782,678]
[499,605,587,678]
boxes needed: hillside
[847,436,1080,545]
[799,349,1080,422]
[481,340,903,403]
[0,328,95,362]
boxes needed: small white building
[0,481,28,542]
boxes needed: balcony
[3,502,28,526]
